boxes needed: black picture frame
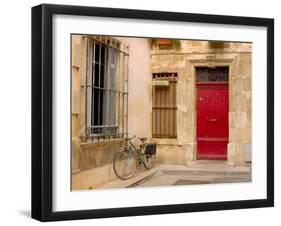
[31,3,274,222]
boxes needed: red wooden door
[196,68,229,160]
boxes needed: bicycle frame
[127,139,146,163]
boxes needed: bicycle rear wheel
[142,143,156,169]
[113,149,137,180]
[143,153,156,169]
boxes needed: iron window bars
[83,36,129,142]
[152,73,177,138]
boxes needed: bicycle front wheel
[113,150,137,180]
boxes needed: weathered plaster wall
[71,36,151,189]
[72,139,123,189]
[122,38,152,139]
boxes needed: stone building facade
[150,40,252,167]
[72,36,252,190]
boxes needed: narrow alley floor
[97,160,251,189]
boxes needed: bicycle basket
[144,143,157,155]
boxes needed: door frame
[187,58,234,162]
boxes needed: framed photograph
[31,4,274,221]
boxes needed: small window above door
[196,67,229,83]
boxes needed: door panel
[196,83,229,160]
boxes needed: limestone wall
[228,53,252,166]
[72,35,86,174]
[151,40,252,166]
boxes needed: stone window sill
[80,138,124,149]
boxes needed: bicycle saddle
[140,137,147,143]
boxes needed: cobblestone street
[97,161,251,189]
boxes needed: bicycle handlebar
[125,135,147,142]
[125,135,137,140]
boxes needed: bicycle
[113,136,157,180]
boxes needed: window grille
[84,36,129,142]
[152,73,177,138]
[196,67,229,83]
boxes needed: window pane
[94,43,100,63]
[100,64,105,88]
[101,45,105,65]
[208,69,217,81]
[103,48,117,127]
[196,68,208,82]
[196,67,229,82]
[217,67,229,82]
[94,63,99,86]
